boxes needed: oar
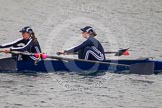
[0,49,131,69]
[56,48,130,56]
[42,54,130,67]
[1,49,130,65]
[1,48,129,57]
[0,50,129,66]
[42,54,154,75]
[31,52,154,75]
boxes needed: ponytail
[90,32,97,37]
[30,33,38,45]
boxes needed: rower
[58,26,105,61]
[0,26,41,60]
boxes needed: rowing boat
[0,57,162,75]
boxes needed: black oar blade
[130,62,154,75]
[115,48,129,56]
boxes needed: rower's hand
[3,48,11,53]
[57,50,66,55]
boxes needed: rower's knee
[78,50,84,59]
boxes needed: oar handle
[56,52,63,55]
[0,50,4,53]
[56,52,78,55]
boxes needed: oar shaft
[104,52,117,54]
[57,48,129,56]
[57,51,118,55]
[1,51,130,67]
[46,55,130,67]
[10,51,35,56]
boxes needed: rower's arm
[10,38,33,52]
[65,40,93,54]
[0,38,23,48]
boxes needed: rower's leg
[12,54,19,59]
[83,47,104,61]
[12,46,22,60]
[78,50,84,59]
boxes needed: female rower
[58,26,105,61]
[0,26,41,60]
